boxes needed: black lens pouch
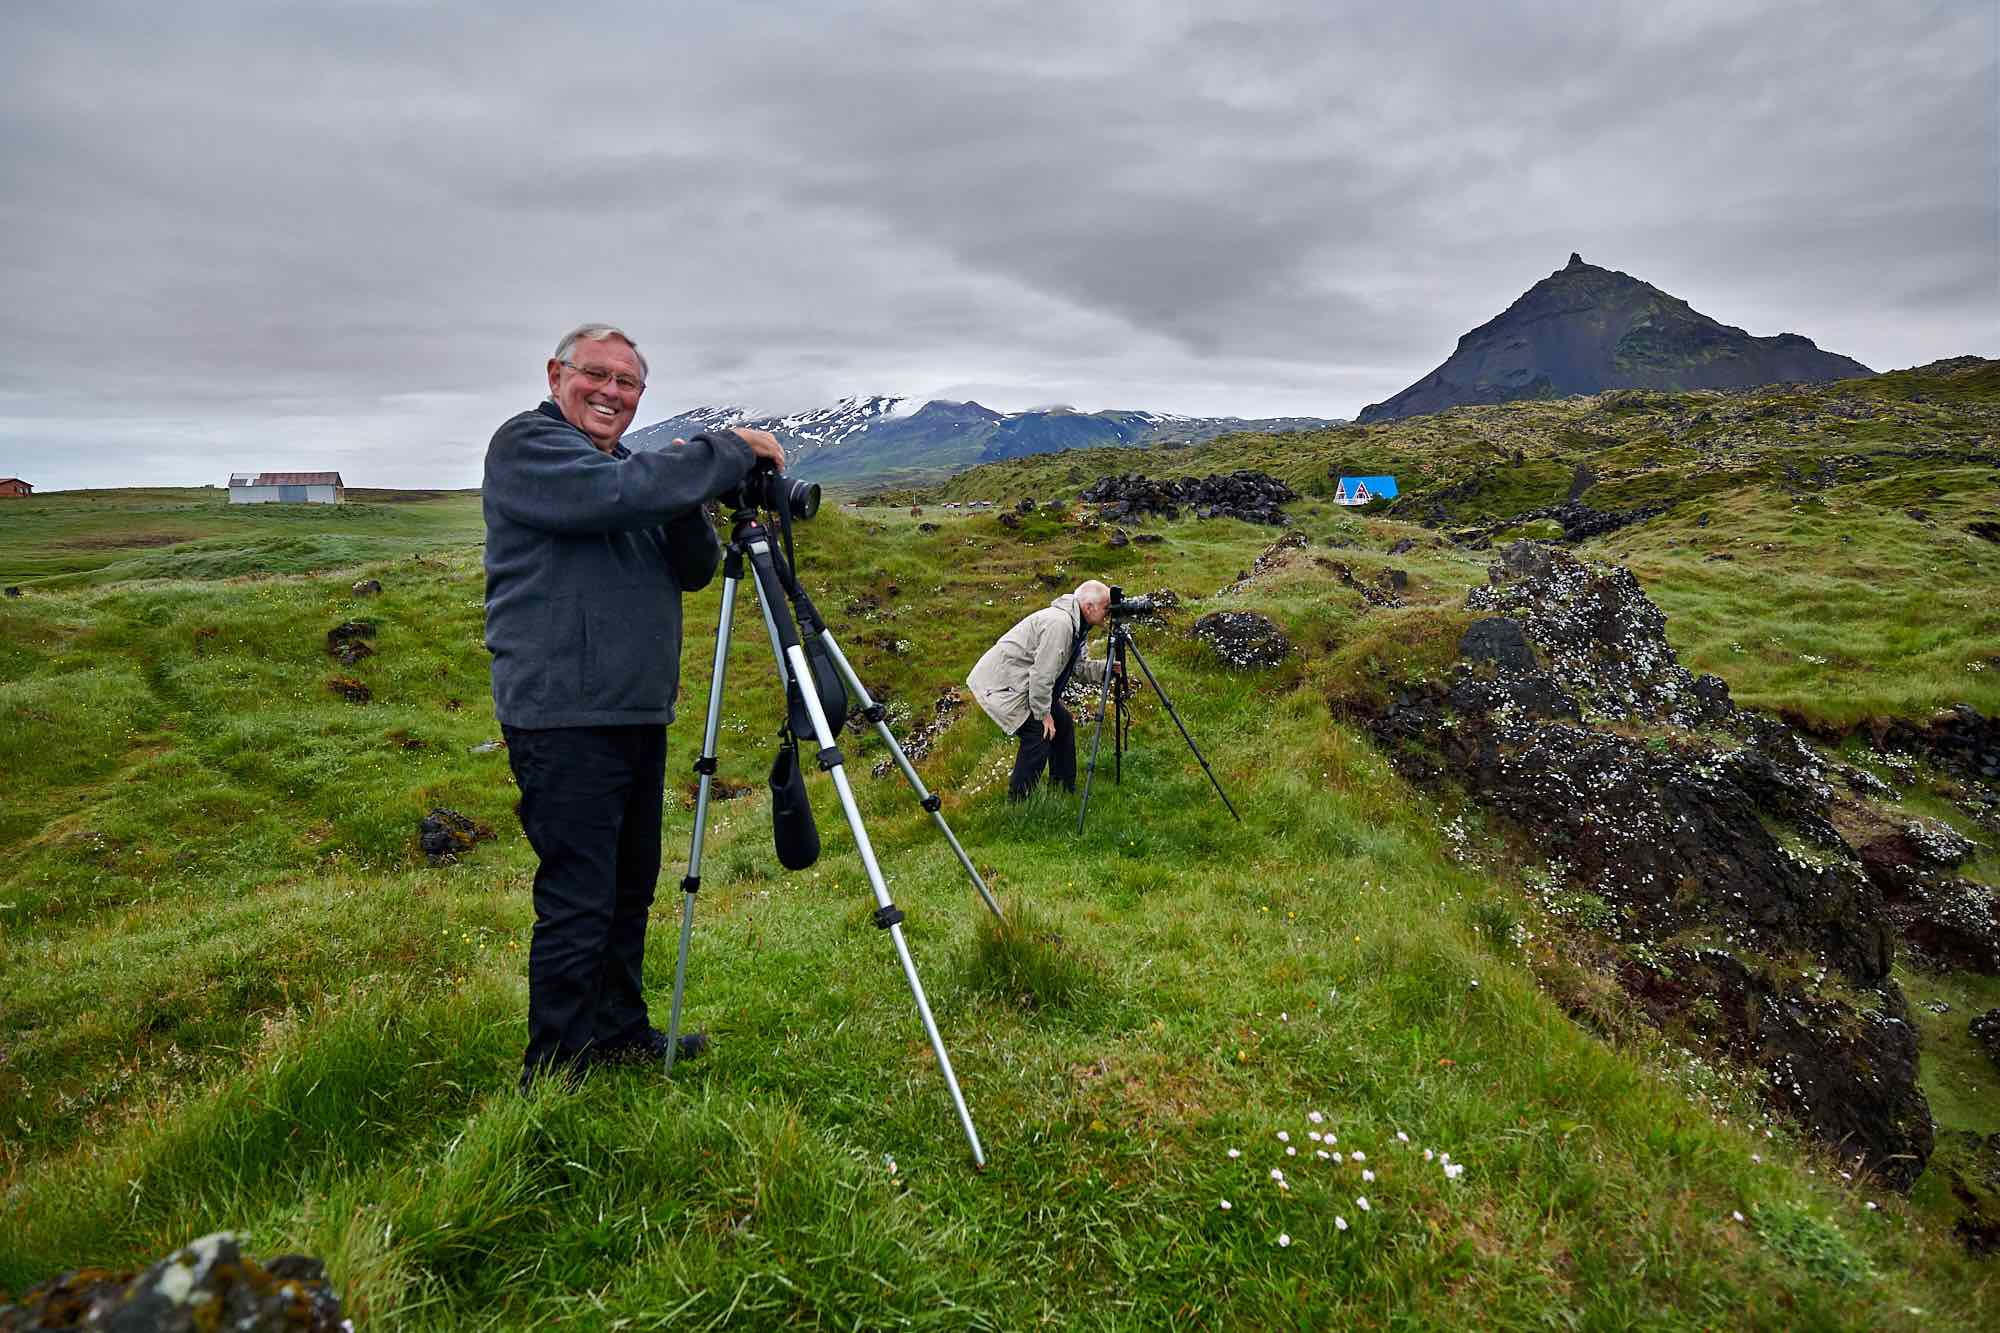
[768,730,820,870]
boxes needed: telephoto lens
[728,463,821,519]
[1108,587,1155,618]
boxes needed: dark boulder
[1107,528,1129,548]
[871,686,966,778]
[351,578,382,595]
[1192,611,1292,669]
[0,1232,345,1333]
[1849,815,1999,973]
[420,807,495,863]
[1460,617,1536,672]
[1078,470,1296,526]
[1871,705,2000,783]
[1974,1010,2000,1069]
[326,620,376,666]
[1360,543,1939,1185]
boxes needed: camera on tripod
[1107,585,1154,619]
[724,459,821,519]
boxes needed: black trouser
[503,723,666,1084]
[1009,701,1076,799]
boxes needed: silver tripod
[663,507,989,1167]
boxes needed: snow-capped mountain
[625,396,1337,484]
[625,395,919,460]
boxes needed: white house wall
[228,486,340,504]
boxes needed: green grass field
[3,372,1997,1328]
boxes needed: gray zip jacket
[966,593,1109,734]
[483,402,756,728]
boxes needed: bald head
[1076,579,1111,627]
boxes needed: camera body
[724,459,820,520]
[1107,585,1154,619]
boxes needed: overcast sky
[2,1,1992,491]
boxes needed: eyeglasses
[561,361,645,394]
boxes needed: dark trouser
[1009,701,1076,799]
[503,723,667,1084]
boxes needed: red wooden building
[0,478,32,498]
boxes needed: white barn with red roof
[228,471,345,504]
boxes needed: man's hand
[731,427,787,472]
[1042,714,1056,740]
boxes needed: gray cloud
[1,0,1991,490]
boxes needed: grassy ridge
[2,400,1997,1326]
[0,487,484,585]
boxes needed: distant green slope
[0,488,485,586]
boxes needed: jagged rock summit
[1357,253,1873,423]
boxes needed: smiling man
[482,323,786,1092]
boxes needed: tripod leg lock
[921,793,941,813]
[815,745,845,771]
[692,756,719,776]
[872,904,905,930]
[681,875,701,895]
[863,702,888,723]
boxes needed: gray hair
[1076,579,1111,611]
[553,323,649,381]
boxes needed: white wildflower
[1308,1111,1324,1124]
[1277,1233,1291,1247]
[1335,1216,1348,1232]
[1219,1199,1232,1211]
[1362,1169,1375,1183]
[1356,1196,1371,1212]
[1277,1131,1290,1143]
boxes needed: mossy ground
[3,368,1997,1328]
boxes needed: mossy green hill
[2,362,1996,1327]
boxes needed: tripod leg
[1113,633,1126,784]
[1076,635,1119,834]
[743,531,988,1166]
[1120,634,1242,823]
[665,559,743,1074]
[811,629,1004,922]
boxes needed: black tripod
[664,506,990,1166]
[1076,618,1241,834]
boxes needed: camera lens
[787,479,821,520]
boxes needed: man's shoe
[594,1027,709,1067]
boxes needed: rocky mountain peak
[1360,256,1872,424]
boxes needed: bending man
[483,322,785,1091]
[967,580,1116,800]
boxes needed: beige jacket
[967,593,1109,734]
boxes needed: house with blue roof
[1334,475,1398,506]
